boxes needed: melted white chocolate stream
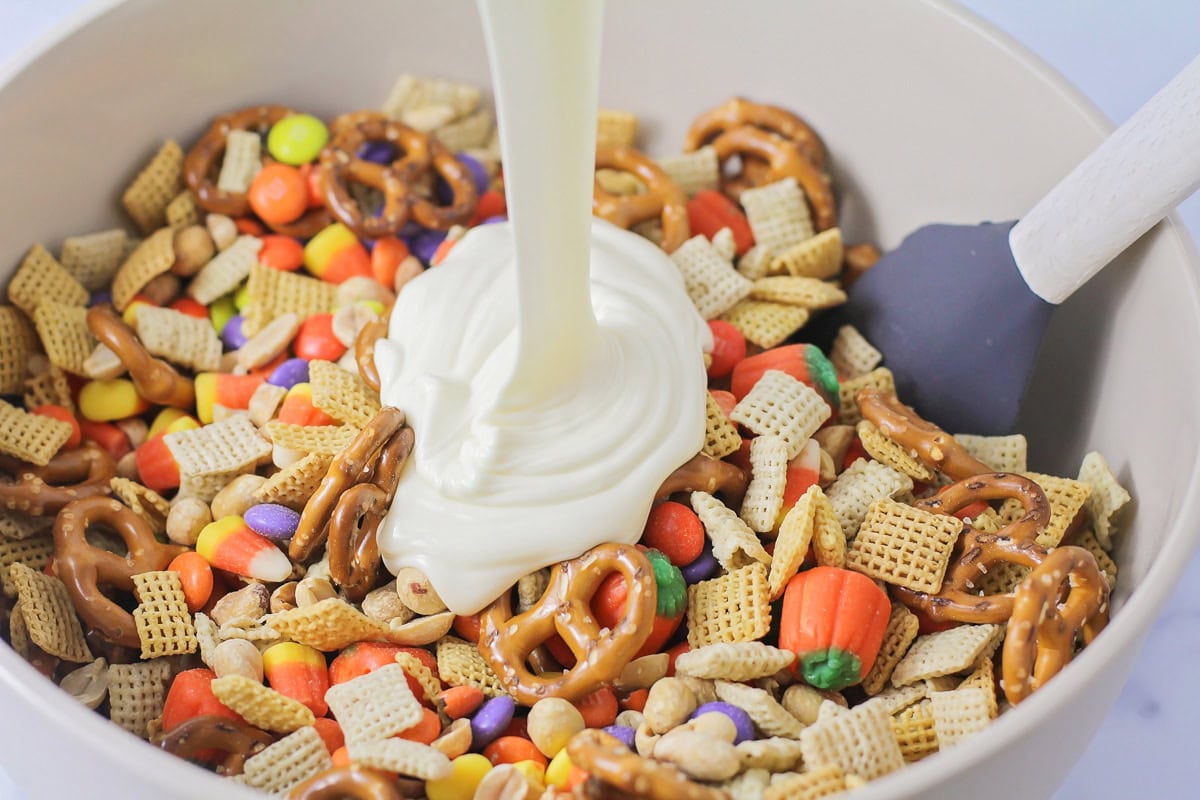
[375,0,711,614]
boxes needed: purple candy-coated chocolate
[691,702,755,744]
[221,315,248,349]
[601,725,636,750]
[680,543,718,584]
[398,221,424,239]
[410,229,447,264]
[243,503,302,541]
[268,357,310,389]
[470,695,515,750]
[90,290,112,306]
[357,140,396,165]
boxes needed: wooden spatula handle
[1010,54,1200,304]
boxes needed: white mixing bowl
[1,1,1198,798]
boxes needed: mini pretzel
[354,319,388,394]
[1003,545,1109,704]
[288,766,403,800]
[709,126,836,230]
[320,111,432,239]
[290,406,405,563]
[184,104,295,216]
[656,451,749,508]
[857,389,992,481]
[593,146,690,253]
[408,140,479,231]
[155,715,273,776]
[53,495,187,647]
[87,305,196,409]
[328,426,414,601]
[0,443,116,516]
[893,472,1051,625]
[566,729,728,800]
[479,543,656,705]
[685,97,827,172]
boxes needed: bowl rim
[1,0,1199,798]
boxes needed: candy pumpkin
[778,566,891,691]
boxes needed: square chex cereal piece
[1077,451,1131,550]
[8,245,88,316]
[741,178,814,253]
[671,235,753,319]
[930,687,993,748]
[165,190,200,229]
[436,638,508,697]
[736,244,775,281]
[24,365,74,413]
[657,146,720,196]
[596,108,638,148]
[846,499,962,593]
[135,306,222,372]
[8,563,92,662]
[740,435,789,533]
[856,420,937,482]
[108,660,171,738]
[831,324,882,379]
[216,129,263,194]
[326,663,424,747]
[112,227,176,311]
[750,276,846,310]
[998,472,1091,548]
[0,307,38,396]
[348,739,453,781]
[0,399,74,467]
[122,140,184,233]
[212,674,315,732]
[383,74,480,121]
[0,510,51,541]
[188,235,262,305]
[731,370,831,459]
[692,491,771,570]
[720,299,810,349]
[0,536,54,596]
[253,451,333,509]
[310,360,381,428]
[703,392,741,459]
[132,570,197,659]
[826,458,913,542]
[244,262,337,336]
[60,228,129,291]
[687,562,772,648]
[891,700,939,762]
[764,765,846,800]
[954,433,1027,474]
[890,624,1002,687]
[837,367,895,426]
[799,701,904,780]
[770,227,844,279]
[241,726,332,795]
[434,108,494,152]
[863,603,920,695]
[165,416,271,501]
[34,303,96,377]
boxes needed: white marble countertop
[0,1,1197,798]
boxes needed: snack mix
[0,74,1130,799]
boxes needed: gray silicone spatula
[842,54,1200,435]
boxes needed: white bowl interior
[1,1,1198,798]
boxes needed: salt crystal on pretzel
[862,603,920,696]
[243,261,337,336]
[110,477,169,536]
[687,562,772,648]
[187,235,262,306]
[253,451,332,509]
[107,660,171,738]
[348,739,453,781]
[8,245,89,317]
[889,624,1002,687]
[837,367,896,426]
[240,726,332,795]
[997,471,1090,548]
[846,498,962,594]
[740,177,814,254]
[326,663,423,747]
[740,435,789,533]
[692,491,771,570]
[770,227,844,281]
[890,700,939,762]
[122,140,184,234]
[768,484,842,599]
[212,674,315,732]
[703,392,741,459]
[0,308,39,396]
[134,305,222,372]
[382,74,481,121]
[830,324,882,380]
[216,129,263,194]
[670,235,754,320]
[309,360,381,428]
[675,642,795,682]
[8,562,92,662]
[826,459,912,542]
[112,227,176,311]
[436,638,509,698]
[164,190,200,230]
[731,370,831,458]
[736,244,776,281]
[750,276,846,311]
[764,765,848,800]
[132,570,197,659]
[0,536,54,597]
[856,420,938,482]
[165,415,270,501]
[720,299,810,349]
[434,108,494,152]
[24,365,75,413]
[1077,451,1131,550]
[0,511,51,541]
[60,229,129,291]
[596,108,638,149]
[799,701,903,780]
[33,303,96,377]
[929,686,993,748]
[657,146,721,196]
[0,399,74,467]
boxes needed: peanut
[166,497,211,546]
[527,697,585,758]
[211,474,267,519]
[653,729,740,782]
[395,567,447,615]
[211,638,264,682]
[643,677,697,735]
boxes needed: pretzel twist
[155,715,273,776]
[408,141,479,231]
[685,97,827,171]
[593,146,690,252]
[709,126,836,231]
[857,389,994,481]
[287,766,404,800]
[479,543,657,705]
[0,443,116,516]
[53,496,187,647]
[656,452,749,508]
[87,305,196,409]
[184,105,296,217]
[1004,546,1109,704]
[566,729,728,800]
[354,319,388,394]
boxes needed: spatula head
[841,220,1053,436]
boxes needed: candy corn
[275,383,337,427]
[304,223,368,280]
[262,642,329,717]
[194,372,265,423]
[196,515,293,582]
